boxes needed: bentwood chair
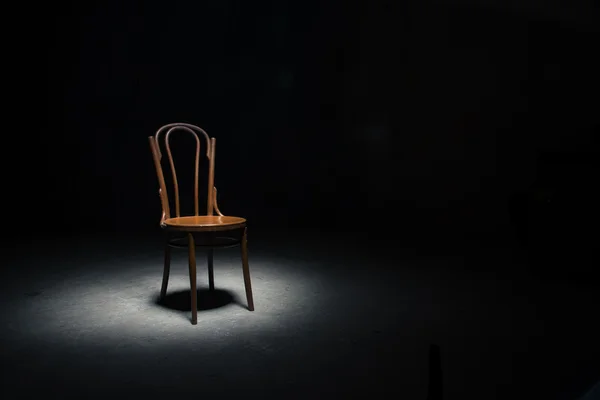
[148,123,254,325]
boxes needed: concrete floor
[0,229,598,399]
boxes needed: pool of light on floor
[5,252,322,352]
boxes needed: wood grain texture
[213,187,224,216]
[163,216,246,232]
[148,137,170,225]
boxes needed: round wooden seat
[163,215,246,232]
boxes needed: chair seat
[163,215,246,232]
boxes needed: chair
[148,123,254,325]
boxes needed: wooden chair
[148,123,254,325]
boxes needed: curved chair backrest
[148,123,216,225]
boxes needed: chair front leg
[240,227,254,311]
[188,233,198,325]
[207,249,215,291]
[160,239,171,301]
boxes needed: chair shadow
[154,288,239,312]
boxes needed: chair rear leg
[207,249,215,291]
[188,233,198,325]
[160,240,171,301]
[240,227,254,311]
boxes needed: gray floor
[0,230,598,399]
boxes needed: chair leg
[240,227,254,311]
[188,233,198,325]
[160,240,171,301]
[207,249,215,291]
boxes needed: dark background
[2,1,599,398]
[7,0,600,252]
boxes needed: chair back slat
[149,123,216,225]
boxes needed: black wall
[9,1,599,242]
